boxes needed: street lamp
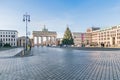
[23,12,30,51]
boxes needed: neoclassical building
[0,30,18,47]
[72,25,120,47]
[87,25,120,47]
[32,27,57,46]
[17,36,32,47]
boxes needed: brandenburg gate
[32,27,57,46]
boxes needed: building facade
[72,32,91,46]
[0,30,18,47]
[17,36,26,47]
[32,27,57,46]
[55,38,62,46]
[72,25,120,47]
[87,25,120,47]
[17,36,31,47]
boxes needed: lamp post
[23,12,30,51]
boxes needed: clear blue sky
[0,0,120,38]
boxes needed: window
[107,38,110,40]
[11,35,15,38]
[3,39,5,41]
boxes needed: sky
[0,0,120,38]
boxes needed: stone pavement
[0,48,24,58]
[0,47,120,80]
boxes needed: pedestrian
[30,45,31,50]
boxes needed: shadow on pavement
[14,49,33,58]
[0,49,33,59]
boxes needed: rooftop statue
[42,25,48,32]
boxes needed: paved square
[0,48,24,58]
[0,47,120,80]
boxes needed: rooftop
[0,30,18,32]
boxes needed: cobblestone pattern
[0,47,120,80]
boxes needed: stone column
[54,36,56,45]
[37,37,39,46]
[39,37,41,45]
[33,36,35,47]
[41,36,43,46]
[50,36,52,45]
[48,36,50,45]
[46,36,48,45]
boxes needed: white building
[0,30,18,47]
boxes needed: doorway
[112,37,115,45]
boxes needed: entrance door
[112,37,115,45]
